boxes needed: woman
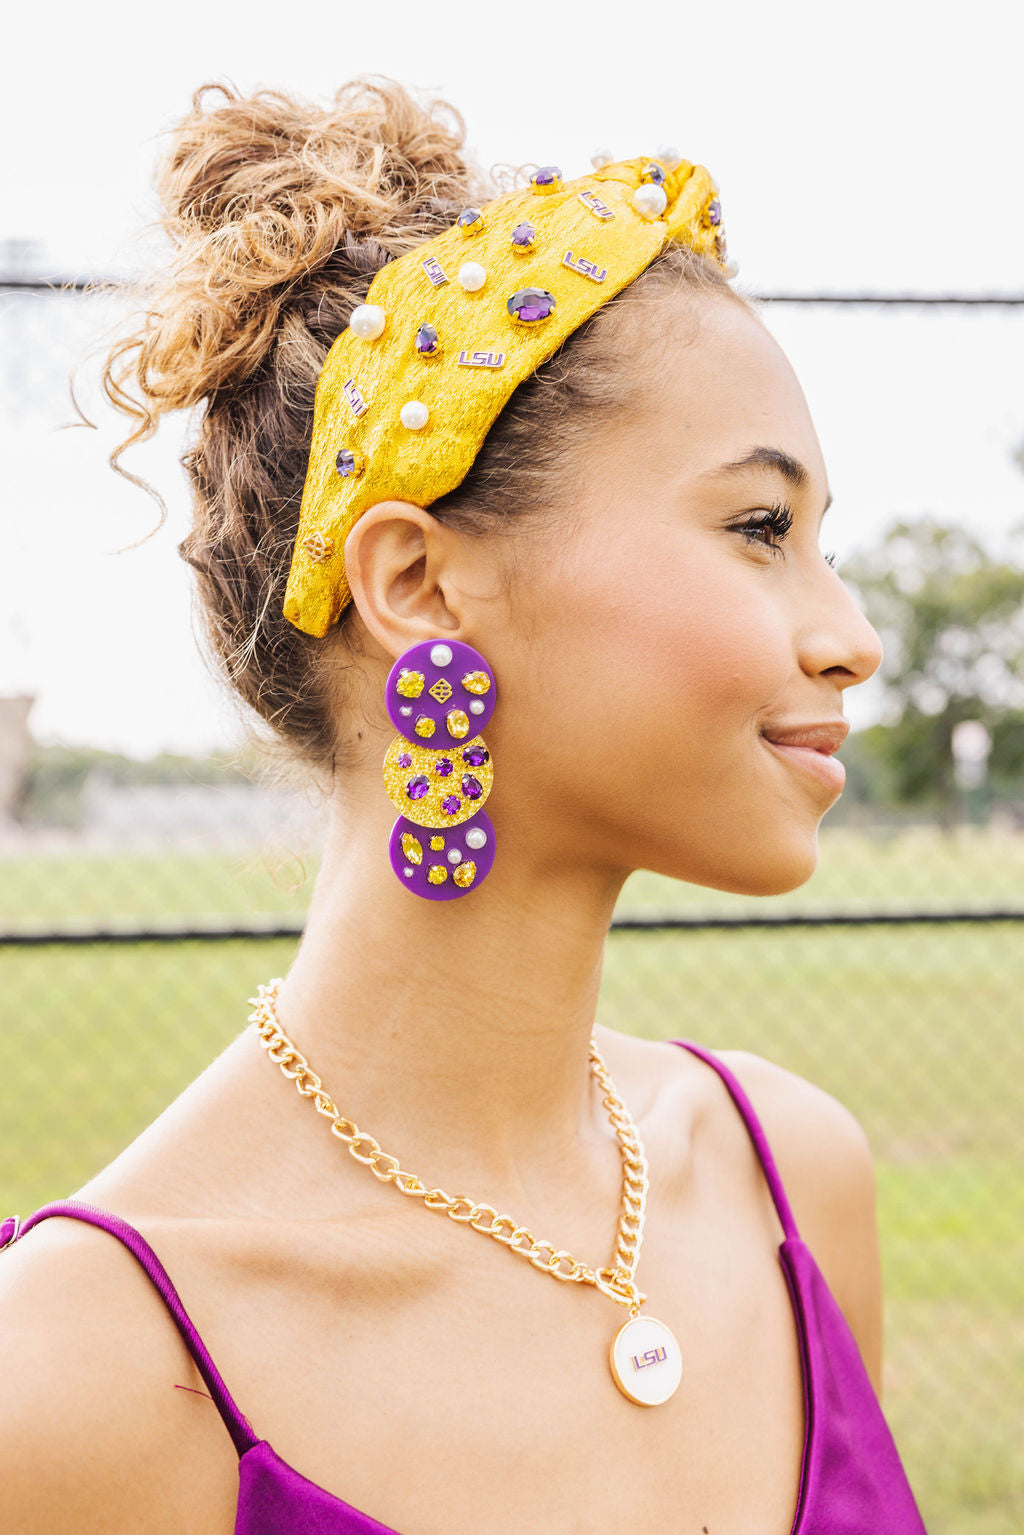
[0,76,928,1533]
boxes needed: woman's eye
[733,501,794,556]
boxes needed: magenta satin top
[2,1039,928,1532]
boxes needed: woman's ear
[343,500,462,656]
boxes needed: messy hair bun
[101,76,741,774]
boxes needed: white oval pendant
[609,1314,682,1406]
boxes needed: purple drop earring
[381,638,497,899]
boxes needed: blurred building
[0,694,34,822]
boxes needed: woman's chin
[656,827,820,897]
[737,831,820,896]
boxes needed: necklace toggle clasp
[594,1265,646,1309]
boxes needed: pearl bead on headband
[284,151,733,637]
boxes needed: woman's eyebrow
[700,445,833,517]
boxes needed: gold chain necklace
[248,978,682,1406]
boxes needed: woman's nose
[799,569,885,688]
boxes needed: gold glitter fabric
[382,733,494,828]
[283,154,728,635]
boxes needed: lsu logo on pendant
[422,256,449,287]
[631,1346,668,1371]
[457,350,506,369]
[342,379,368,417]
[578,190,615,220]
[562,249,608,283]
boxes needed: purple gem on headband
[511,221,536,248]
[461,775,483,800]
[442,794,462,816]
[708,199,722,226]
[335,448,358,476]
[462,744,489,767]
[507,287,556,324]
[397,752,413,768]
[534,165,561,186]
[406,776,430,800]
[415,323,440,354]
[641,162,667,185]
[457,207,484,230]
[434,757,454,776]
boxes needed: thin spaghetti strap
[6,1199,259,1457]
[670,1040,801,1243]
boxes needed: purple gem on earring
[708,199,722,226]
[415,323,440,354]
[434,757,454,776]
[406,776,430,800]
[442,794,462,816]
[507,287,556,323]
[461,775,483,800]
[397,752,413,768]
[462,744,489,766]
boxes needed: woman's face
[487,294,884,897]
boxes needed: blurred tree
[840,517,1024,828]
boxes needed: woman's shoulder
[603,1031,883,1389]
[0,1206,239,1533]
[714,1046,884,1392]
[714,1045,876,1181]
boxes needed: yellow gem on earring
[446,709,470,739]
[430,835,445,851]
[427,864,448,884]
[396,670,425,698]
[401,832,423,864]
[453,861,477,888]
[414,714,436,738]
[300,531,335,563]
[460,671,491,695]
[428,678,453,704]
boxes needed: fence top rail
[2,909,1023,946]
[4,278,1024,306]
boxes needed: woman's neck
[273,799,630,1203]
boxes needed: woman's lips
[761,737,846,794]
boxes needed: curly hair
[100,75,751,776]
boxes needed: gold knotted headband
[284,152,731,636]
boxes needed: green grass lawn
[2,825,1022,1533]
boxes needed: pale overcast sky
[2,0,1022,755]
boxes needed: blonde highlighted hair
[101,75,747,773]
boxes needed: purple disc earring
[381,638,497,899]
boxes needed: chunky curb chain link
[248,979,649,1313]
